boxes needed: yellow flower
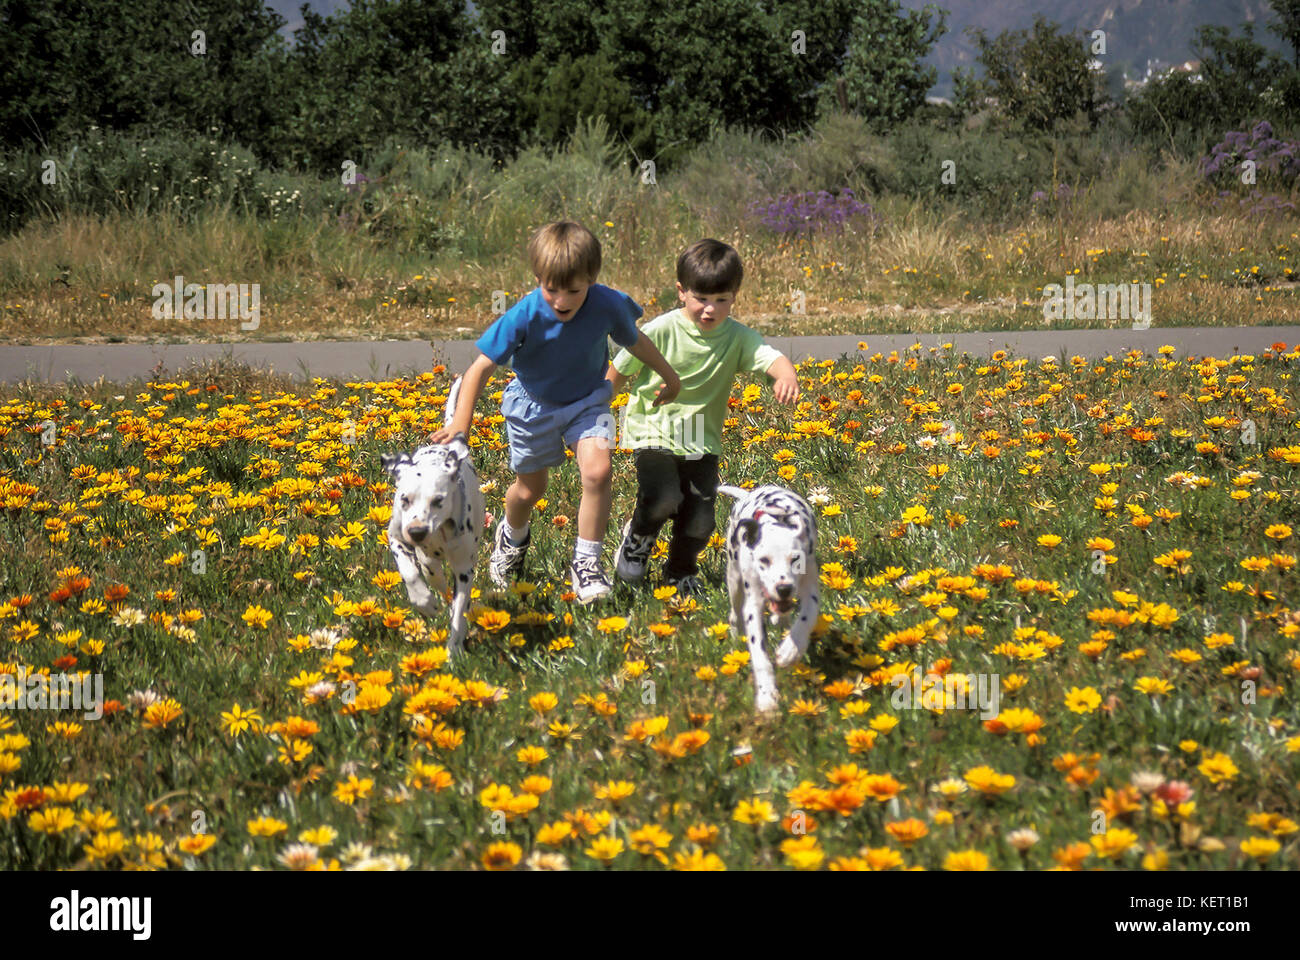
[1197,751,1239,784]
[332,775,374,805]
[179,833,217,855]
[586,835,624,861]
[1239,836,1280,861]
[1134,676,1174,696]
[247,816,288,837]
[1090,827,1138,859]
[220,703,262,737]
[1064,686,1101,713]
[482,841,522,870]
[672,847,725,870]
[528,692,558,715]
[142,698,183,729]
[964,765,1015,795]
[28,806,76,834]
[943,849,990,870]
[299,826,337,846]
[733,798,778,824]
[596,616,629,633]
[241,604,273,629]
[475,609,511,632]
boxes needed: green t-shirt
[611,309,783,456]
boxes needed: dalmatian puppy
[718,484,820,715]
[381,377,484,657]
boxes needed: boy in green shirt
[606,239,799,596]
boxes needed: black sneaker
[489,521,530,589]
[614,520,656,581]
[664,572,702,598]
[570,553,613,603]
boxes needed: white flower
[111,606,146,628]
[1006,828,1040,851]
[127,689,160,711]
[277,843,319,870]
[807,485,831,506]
[304,681,336,702]
[915,436,937,451]
[308,627,344,650]
[1130,771,1165,795]
[526,851,569,871]
[339,842,372,863]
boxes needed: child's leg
[573,436,612,547]
[629,448,684,539]
[663,453,720,578]
[505,468,548,532]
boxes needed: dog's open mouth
[768,597,797,614]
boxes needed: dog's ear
[380,452,408,477]
[737,518,761,548]
[442,435,469,469]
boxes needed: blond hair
[527,221,601,287]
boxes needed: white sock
[574,537,600,558]
[504,519,529,544]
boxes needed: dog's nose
[408,525,428,541]
[776,583,795,600]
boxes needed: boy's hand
[773,375,800,404]
[425,427,463,444]
[651,372,681,407]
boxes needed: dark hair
[677,239,743,294]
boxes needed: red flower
[1156,780,1193,804]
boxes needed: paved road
[3,326,1298,384]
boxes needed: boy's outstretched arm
[624,332,681,406]
[767,355,800,404]
[427,352,496,443]
[605,364,628,394]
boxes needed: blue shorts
[501,377,616,474]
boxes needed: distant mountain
[902,0,1290,98]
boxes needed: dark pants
[629,449,720,578]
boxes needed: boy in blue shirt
[429,221,680,602]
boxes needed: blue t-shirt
[476,284,642,406]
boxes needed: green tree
[475,0,864,165]
[511,51,652,155]
[837,1,947,127]
[1268,0,1300,66]
[1,0,289,149]
[961,15,1108,130]
[1192,22,1291,126]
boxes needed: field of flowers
[1,342,1298,871]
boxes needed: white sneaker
[570,553,613,603]
[614,520,655,581]
[489,521,530,589]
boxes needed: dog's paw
[775,637,804,669]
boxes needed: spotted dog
[381,377,484,657]
[718,484,820,715]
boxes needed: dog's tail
[444,376,464,429]
[717,485,749,500]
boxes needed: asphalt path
[2,326,1298,385]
